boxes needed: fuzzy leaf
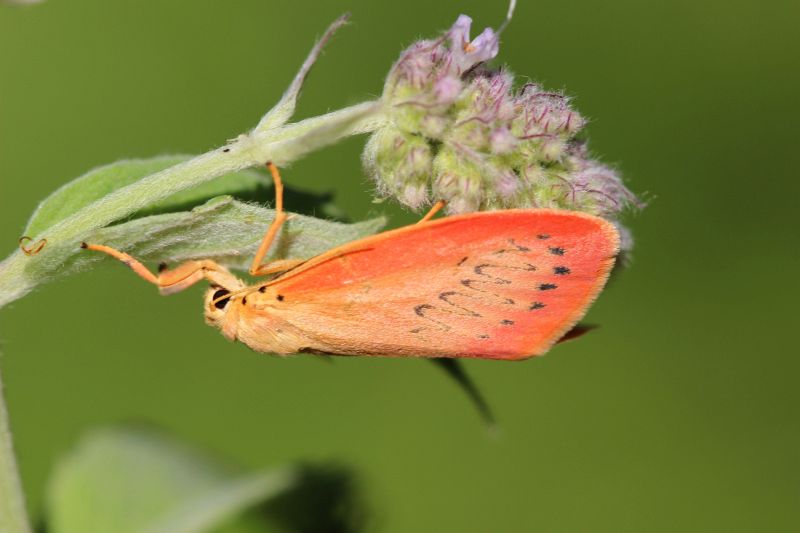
[23,156,270,237]
[256,15,351,133]
[46,427,296,533]
[1,154,384,309]
[58,196,385,274]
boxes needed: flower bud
[489,126,517,154]
[362,126,433,208]
[363,11,640,247]
[432,146,484,213]
[492,168,521,201]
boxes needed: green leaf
[0,154,385,309]
[256,15,350,133]
[52,196,385,276]
[23,156,269,237]
[46,427,297,533]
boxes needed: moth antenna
[210,285,259,307]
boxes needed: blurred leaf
[259,464,368,533]
[46,427,296,533]
[23,156,269,237]
[46,426,368,533]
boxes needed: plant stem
[0,99,385,531]
[0,101,384,310]
[0,366,31,533]
[0,259,28,312]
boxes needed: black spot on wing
[529,301,546,310]
[415,304,434,317]
[493,239,531,254]
[461,278,510,290]
[439,291,481,317]
[412,303,452,332]
[510,239,531,252]
[473,264,512,283]
[549,247,566,255]
[537,234,550,240]
[500,319,514,325]
[539,283,557,291]
[553,266,571,275]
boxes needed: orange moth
[83,163,619,360]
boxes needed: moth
[83,163,619,360]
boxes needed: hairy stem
[0,101,385,532]
[0,13,386,529]
[0,367,31,533]
[0,101,384,310]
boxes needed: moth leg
[19,236,47,256]
[251,257,307,277]
[418,200,447,224]
[81,243,239,295]
[249,161,293,277]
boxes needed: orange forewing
[253,209,619,360]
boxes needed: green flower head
[363,11,641,248]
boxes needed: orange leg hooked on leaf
[82,162,303,295]
[19,236,47,256]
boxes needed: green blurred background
[1,0,799,531]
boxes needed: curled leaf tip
[256,14,353,132]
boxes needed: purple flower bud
[493,168,521,200]
[434,76,462,104]
[449,15,500,73]
[614,221,635,253]
[469,28,500,62]
[364,10,640,249]
[570,162,640,216]
[489,126,517,154]
[448,15,473,52]
[401,182,430,210]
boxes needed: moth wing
[267,209,619,360]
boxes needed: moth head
[204,282,246,340]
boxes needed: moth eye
[212,289,231,310]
